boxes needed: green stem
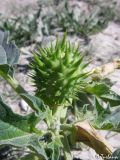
[5,75,27,94]
[52,108,73,160]
[0,71,38,111]
[52,105,67,122]
[61,134,73,160]
[49,105,68,132]
[0,70,27,94]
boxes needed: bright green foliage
[31,35,89,107]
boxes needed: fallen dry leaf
[75,121,113,157]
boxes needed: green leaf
[21,93,46,113]
[0,46,7,64]
[0,96,38,132]
[20,94,51,121]
[109,148,120,160]
[0,31,19,65]
[94,98,105,116]
[0,30,19,76]
[0,30,5,45]
[47,136,62,160]
[0,125,47,160]
[0,97,48,159]
[101,93,120,107]
[0,95,50,130]
[85,82,110,96]
[85,82,120,107]
[94,106,120,132]
[3,41,19,65]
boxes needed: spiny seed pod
[30,35,89,107]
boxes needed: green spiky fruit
[30,35,89,107]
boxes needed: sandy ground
[0,0,38,17]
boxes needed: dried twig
[90,59,120,78]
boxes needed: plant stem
[0,70,27,94]
[0,72,38,111]
[52,105,67,122]
[52,107,73,160]
[61,134,73,160]
[5,75,27,94]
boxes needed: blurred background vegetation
[0,0,117,47]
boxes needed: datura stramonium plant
[30,35,89,108]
